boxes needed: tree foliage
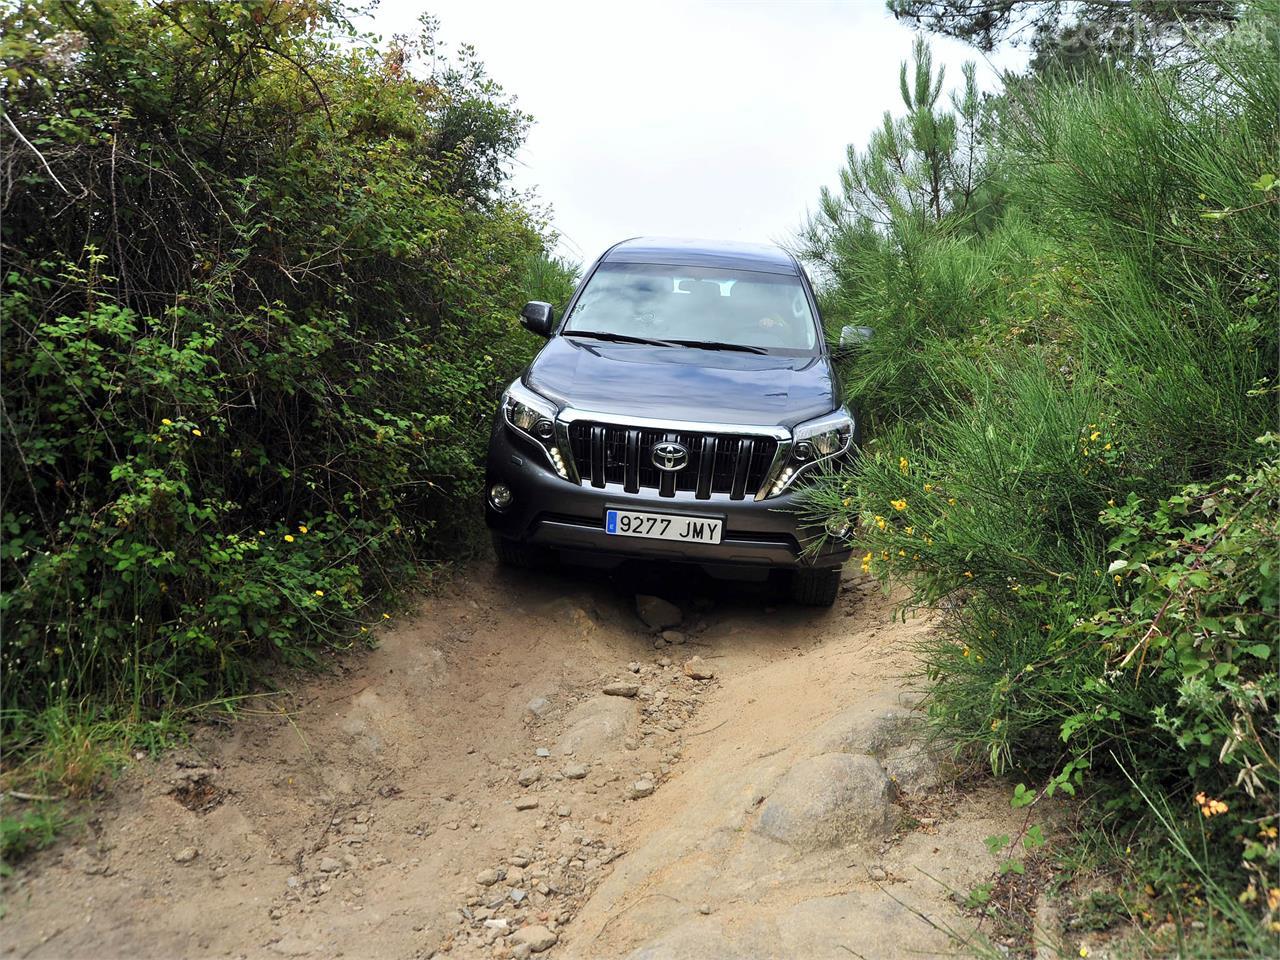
[0,1,575,723]
[888,0,1240,72]
[799,9,1278,944]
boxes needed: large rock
[808,698,919,757]
[808,696,948,794]
[636,595,682,630]
[882,743,946,795]
[624,923,751,960]
[556,694,636,759]
[755,754,892,851]
[513,924,558,953]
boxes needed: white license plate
[605,509,723,544]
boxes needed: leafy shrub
[799,5,1279,943]
[0,2,575,731]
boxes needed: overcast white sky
[366,1,1026,264]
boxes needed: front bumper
[484,419,851,570]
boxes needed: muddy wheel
[491,533,541,569]
[790,567,841,606]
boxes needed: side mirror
[833,324,873,357]
[520,301,555,338]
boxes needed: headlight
[765,407,854,497]
[502,380,572,480]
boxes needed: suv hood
[524,336,837,429]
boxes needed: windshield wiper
[664,339,770,355]
[563,330,676,347]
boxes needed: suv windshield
[563,262,819,354]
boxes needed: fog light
[794,441,814,461]
[534,418,555,440]
[489,483,513,510]
[825,517,851,539]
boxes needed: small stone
[517,767,541,787]
[682,657,714,680]
[513,924,558,953]
[269,907,284,920]
[526,697,550,717]
[628,661,641,673]
[318,857,342,873]
[630,779,655,799]
[869,866,888,881]
[555,806,571,818]
[535,747,551,758]
[510,944,533,960]
[636,595,682,630]
[563,763,587,780]
[658,656,672,667]
[514,798,539,811]
[661,630,686,645]
[510,888,527,904]
[476,868,501,887]
[172,846,199,864]
[509,854,531,867]
[483,918,510,932]
[603,681,639,698]
[698,903,711,915]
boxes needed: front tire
[491,533,541,569]
[790,567,841,606]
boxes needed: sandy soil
[0,557,1025,960]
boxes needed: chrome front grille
[566,422,778,500]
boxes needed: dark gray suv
[483,237,857,605]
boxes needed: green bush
[0,2,575,731]
[799,5,1279,944]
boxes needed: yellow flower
[314,589,324,597]
[1089,431,1101,442]
[1107,499,1116,507]
[360,626,368,633]
[298,525,309,534]
[161,418,172,426]
[1268,887,1280,911]
[991,718,1001,730]
[897,549,905,557]
[1114,575,1122,583]
[258,530,266,536]
[382,612,391,620]
[1080,948,1089,958]
[875,515,887,530]
[841,497,852,507]
[192,429,202,437]
[923,483,934,493]
[962,646,970,658]
[964,570,974,578]
[1103,442,1112,450]
[899,456,909,475]
[947,497,956,505]
[284,534,295,543]
[904,526,913,535]
[890,499,907,511]
[1195,792,1228,817]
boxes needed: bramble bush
[0,0,576,751]
[798,5,1278,948]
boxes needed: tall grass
[801,4,1279,948]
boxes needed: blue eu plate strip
[605,510,618,534]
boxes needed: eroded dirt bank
[1,559,1023,959]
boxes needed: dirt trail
[1,559,1022,960]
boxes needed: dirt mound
[1,562,1020,960]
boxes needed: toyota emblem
[651,441,689,472]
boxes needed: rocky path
[0,558,1024,959]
